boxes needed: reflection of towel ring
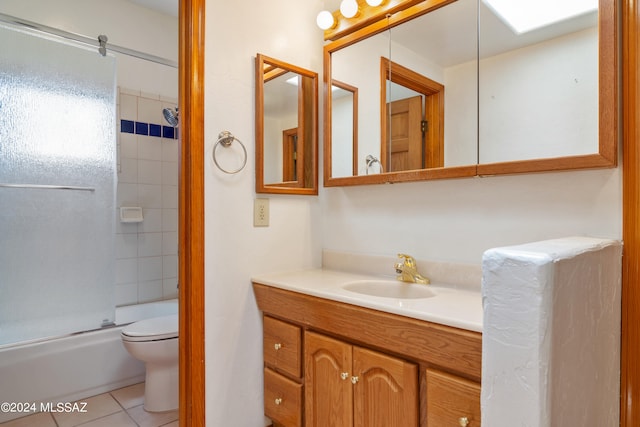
[365,155,384,175]
[213,131,247,174]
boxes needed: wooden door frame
[179,0,205,426]
[621,0,639,425]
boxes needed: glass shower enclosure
[0,22,116,346]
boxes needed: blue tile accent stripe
[120,119,177,139]
[121,120,134,133]
[149,124,162,137]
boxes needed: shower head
[163,107,179,127]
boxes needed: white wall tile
[138,256,163,281]
[163,254,178,278]
[138,280,163,302]
[115,90,180,307]
[162,161,179,186]
[116,218,139,235]
[138,184,162,208]
[139,208,162,233]
[141,91,161,101]
[162,232,178,255]
[115,283,138,306]
[120,133,138,159]
[120,88,141,97]
[138,232,163,257]
[119,93,138,120]
[162,139,179,161]
[162,209,178,232]
[161,97,178,105]
[137,97,162,124]
[162,185,178,209]
[116,258,138,285]
[138,135,162,161]
[118,158,138,184]
[163,279,179,299]
[116,233,138,259]
[138,159,162,185]
[117,183,138,206]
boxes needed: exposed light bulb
[340,0,359,18]
[316,10,335,30]
[366,0,384,6]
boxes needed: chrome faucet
[394,254,430,284]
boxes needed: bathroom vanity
[252,269,483,427]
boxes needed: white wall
[206,1,620,425]
[204,0,323,425]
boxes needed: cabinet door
[352,346,418,427]
[426,369,481,427]
[305,331,353,427]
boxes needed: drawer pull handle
[459,417,469,426]
[274,343,282,351]
[275,398,283,405]
[351,376,359,384]
[340,372,349,380]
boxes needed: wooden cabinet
[305,331,418,427]
[263,316,303,427]
[426,369,480,427]
[254,283,482,427]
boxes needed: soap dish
[120,206,143,223]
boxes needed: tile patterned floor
[0,383,178,427]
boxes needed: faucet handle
[397,253,417,267]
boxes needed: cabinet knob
[351,376,359,384]
[274,343,282,351]
[458,417,469,427]
[340,372,349,380]
[275,398,283,405]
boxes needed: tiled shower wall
[115,88,179,306]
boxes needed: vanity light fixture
[366,0,384,6]
[316,10,335,30]
[340,0,359,18]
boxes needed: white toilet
[121,314,179,412]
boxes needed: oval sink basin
[342,280,436,299]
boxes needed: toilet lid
[121,314,178,342]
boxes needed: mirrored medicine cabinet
[255,53,319,195]
[323,0,617,187]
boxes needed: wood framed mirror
[476,0,617,175]
[324,0,478,186]
[322,0,617,187]
[256,53,319,195]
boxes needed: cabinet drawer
[426,369,481,427]
[264,316,302,378]
[264,367,302,427]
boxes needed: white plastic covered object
[481,237,622,427]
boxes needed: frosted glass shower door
[0,23,116,345]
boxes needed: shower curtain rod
[0,12,178,69]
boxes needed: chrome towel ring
[213,131,247,174]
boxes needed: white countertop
[252,269,483,333]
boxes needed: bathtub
[0,299,178,423]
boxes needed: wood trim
[621,0,639,424]
[179,0,205,426]
[331,80,359,175]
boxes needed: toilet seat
[121,314,178,342]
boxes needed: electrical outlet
[254,198,269,227]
